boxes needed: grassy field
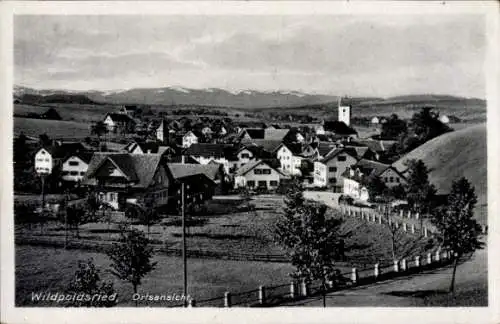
[14,117,92,139]
[15,245,295,307]
[14,103,113,123]
[393,123,487,224]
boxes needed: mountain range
[13,85,484,109]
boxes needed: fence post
[411,224,415,234]
[427,253,432,265]
[415,255,421,268]
[289,281,296,299]
[224,291,231,308]
[327,279,334,289]
[407,210,411,218]
[435,250,441,263]
[301,279,308,297]
[188,299,196,307]
[351,267,358,284]
[393,260,399,273]
[401,258,407,272]
[481,225,486,234]
[424,227,428,238]
[400,210,403,217]
[374,263,379,279]
[378,215,382,224]
[258,285,266,305]
[395,222,399,229]
[415,212,419,220]
[403,223,407,232]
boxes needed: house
[244,128,265,139]
[123,141,173,155]
[167,162,225,195]
[103,113,136,134]
[201,126,213,136]
[350,139,396,156]
[40,108,62,120]
[342,159,407,201]
[439,115,450,124]
[184,143,238,174]
[82,153,170,210]
[313,147,358,190]
[344,145,379,161]
[61,151,94,183]
[34,142,88,175]
[283,128,305,143]
[314,125,325,135]
[275,143,307,176]
[240,139,282,156]
[235,146,259,170]
[182,131,199,148]
[371,117,380,125]
[119,105,138,116]
[234,160,290,190]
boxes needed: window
[109,193,116,202]
[62,171,69,175]
[270,180,278,187]
[258,181,267,188]
[241,153,250,159]
[80,171,85,176]
[384,177,388,182]
[329,178,337,184]
[389,177,394,183]
[329,167,337,172]
[262,169,271,175]
[337,156,346,162]
[45,159,49,162]
[36,158,43,162]
[254,169,263,175]
[308,178,313,184]
[247,180,255,187]
[68,161,79,166]
[396,177,400,183]
[70,171,78,176]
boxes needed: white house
[103,113,136,134]
[182,131,199,148]
[314,125,325,135]
[234,160,289,190]
[235,146,258,169]
[185,143,237,174]
[276,143,304,176]
[371,117,380,125]
[439,115,450,124]
[155,119,169,142]
[34,148,53,174]
[61,152,93,183]
[313,148,357,189]
[343,169,370,201]
[201,126,213,136]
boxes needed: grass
[393,123,487,224]
[14,117,92,139]
[15,245,295,307]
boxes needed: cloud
[14,14,486,97]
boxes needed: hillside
[393,123,487,224]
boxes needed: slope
[393,123,487,224]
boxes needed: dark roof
[83,153,163,188]
[106,113,136,123]
[62,151,94,164]
[341,159,392,184]
[264,129,290,141]
[245,128,265,139]
[168,155,200,164]
[240,139,282,153]
[40,142,88,159]
[350,139,396,153]
[277,142,303,155]
[317,142,339,157]
[184,143,238,160]
[323,121,357,135]
[320,147,357,164]
[167,163,221,182]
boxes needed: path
[280,245,487,307]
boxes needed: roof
[62,151,94,164]
[354,159,391,177]
[167,163,221,181]
[323,121,357,135]
[351,139,396,153]
[168,155,200,164]
[344,146,370,159]
[235,159,287,177]
[83,153,163,188]
[245,128,265,139]
[320,147,357,164]
[106,113,136,123]
[317,142,339,157]
[240,139,282,153]
[264,129,290,141]
[38,142,88,159]
[184,143,237,159]
[276,142,303,155]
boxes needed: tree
[38,133,51,146]
[380,114,407,140]
[65,204,90,238]
[91,121,109,151]
[404,159,437,214]
[106,228,157,305]
[274,178,345,307]
[367,175,388,202]
[85,191,101,222]
[382,205,405,260]
[430,177,483,293]
[409,107,452,143]
[67,259,117,307]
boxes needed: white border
[1,1,499,324]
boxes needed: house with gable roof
[313,147,358,189]
[234,160,290,190]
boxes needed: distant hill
[358,94,485,108]
[393,124,487,224]
[16,93,101,105]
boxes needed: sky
[14,15,486,98]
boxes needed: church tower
[338,96,351,126]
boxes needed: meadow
[14,117,92,139]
